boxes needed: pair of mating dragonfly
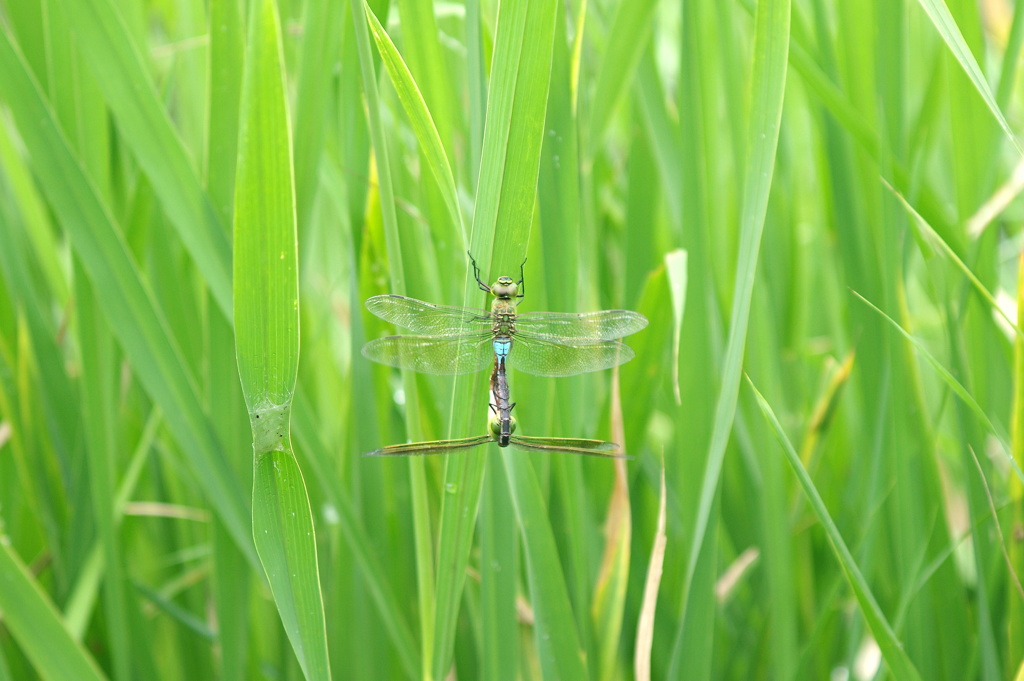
[363,255,648,458]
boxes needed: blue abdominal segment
[492,338,512,361]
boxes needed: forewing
[509,337,635,376]
[509,435,627,458]
[361,334,493,375]
[515,309,648,341]
[365,435,491,456]
[365,295,491,334]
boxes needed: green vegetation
[0,0,1022,679]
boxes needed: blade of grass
[502,450,588,681]
[348,1,433,678]
[883,179,1023,340]
[234,0,331,679]
[363,3,466,245]
[1011,250,1024,671]
[748,377,924,681]
[0,22,256,570]
[677,0,790,627]
[57,0,234,318]
[0,540,108,681]
[851,289,1021,482]
[588,0,659,147]
[634,464,667,681]
[293,0,343,231]
[914,0,1023,155]
[206,0,245,224]
[432,0,559,675]
[75,267,133,681]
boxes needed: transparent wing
[365,435,491,457]
[514,309,648,341]
[361,334,493,375]
[365,295,492,334]
[508,435,627,458]
[508,337,635,377]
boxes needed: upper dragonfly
[362,254,648,376]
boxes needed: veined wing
[361,334,493,375]
[366,295,492,334]
[515,309,648,341]
[365,435,491,456]
[508,337,635,377]
[509,435,626,458]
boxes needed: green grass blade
[679,0,790,616]
[502,452,588,681]
[293,0,342,230]
[1011,251,1024,670]
[0,22,255,570]
[432,0,559,676]
[914,0,1023,155]
[206,0,245,223]
[75,269,133,681]
[58,0,234,318]
[363,1,466,244]
[588,0,658,147]
[233,0,331,679]
[0,540,108,681]
[665,250,688,404]
[885,180,1022,340]
[748,377,924,681]
[851,289,1021,482]
[349,0,434,677]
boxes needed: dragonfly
[365,358,625,458]
[361,254,648,377]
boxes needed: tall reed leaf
[58,0,233,317]
[678,0,790,617]
[363,3,466,244]
[432,0,560,675]
[0,540,107,681]
[914,0,1023,155]
[748,378,925,681]
[0,24,255,568]
[234,0,330,678]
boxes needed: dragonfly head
[490,276,518,299]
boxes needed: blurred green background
[1,0,1023,679]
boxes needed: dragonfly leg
[468,251,492,293]
[516,257,527,298]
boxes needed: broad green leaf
[234,0,330,679]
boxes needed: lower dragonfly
[365,358,624,458]
[361,253,647,377]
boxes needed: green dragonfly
[365,357,624,458]
[362,254,648,376]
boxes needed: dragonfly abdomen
[492,337,512,361]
